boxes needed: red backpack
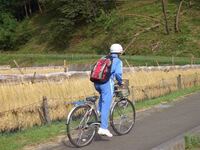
[90,55,113,84]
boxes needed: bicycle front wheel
[66,105,97,147]
[110,98,135,135]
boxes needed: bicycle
[66,80,136,147]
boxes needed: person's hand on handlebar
[115,82,123,87]
[118,82,122,86]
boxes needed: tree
[0,12,18,50]
[175,0,184,33]
[37,0,43,14]
[161,0,170,34]
[43,0,103,48]
[0,0,114,50]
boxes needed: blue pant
[94,80,114,129]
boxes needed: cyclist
[94,43,123,137]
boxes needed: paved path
[28,92,200,150]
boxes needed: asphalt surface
[33,92,200,150]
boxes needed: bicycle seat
[86,96,98,103]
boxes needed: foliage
[14,19,32,46]
[0,0,118,50]
[0,0,200,56]
[0,12,17,50]
[42,0,104,49]
[95,10,120,31]
[0,12,32,51]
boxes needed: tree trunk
[161,0,169,34]
[175,0,184,33]
[189,0,192,7]
[24,1,29,18]
[37,0,43,14]
[28,0,32,15]
[124,23,160,53]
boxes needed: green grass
[0,54,200,67]
[0,54,99,67]
[0,122,66,150]
[185,135,200,150]
[1,85,200,150]
[123,55,200,66]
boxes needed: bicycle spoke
[79,111,90,127]
[119,115,127,130]
[111,99,135,135]
[122,117,131,130]
[116,104,123,116]
[119,119,123,131]
[76,130,84,145]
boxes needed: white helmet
[110,44,123,54]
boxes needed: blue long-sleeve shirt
[110,54,123,85]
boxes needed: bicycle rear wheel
[66,105,98,147]
[110,98,135,135]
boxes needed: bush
[42,0,104,49]
[95,10,120,31]
[14,19,32,46]
[0,12,32,51]
[47,18,74,49]
[0,12,17,50]
[185,135,200,149]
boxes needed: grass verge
[136,85,200,110]
[0,122,66,150]
[0,85,200,150]
[185,135,200,150]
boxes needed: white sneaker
[98,128,113,137]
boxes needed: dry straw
[0,68,200,131]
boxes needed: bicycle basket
[116,85,130,98]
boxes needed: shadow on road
[62,134,111,149]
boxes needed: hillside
[1,0,200,57]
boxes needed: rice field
[0,67,200,132]
[0,68,199,111]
